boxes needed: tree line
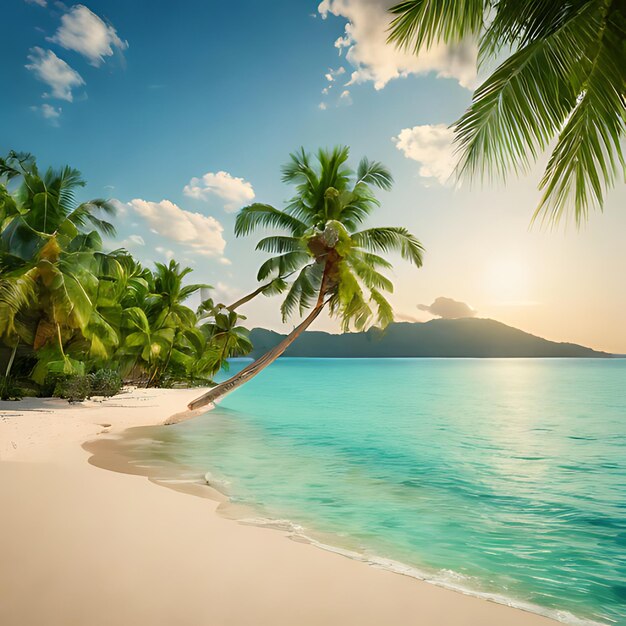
[0,152,252,399]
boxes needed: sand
[0,388,561,626]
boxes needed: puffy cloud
[183,171,255,212]
[127,234,145,246]
[325,66,345,82]
[212,281,242,303]
[418,297,477,319]
[31,103,62,125]
[25,47,84,101]
[129,199,227,258]
[318,0,476,90]
[155,246,175,260]
[108,198,128,216]
[318,102,328,110]
[393,124,456,184]
[49,5,128,66]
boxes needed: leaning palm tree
[185,147,424,413]
[388,0,625,225]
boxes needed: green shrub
[41,372,68,398]
[0,376,22,401]
[90,369,122,397]
[52,374,92,402]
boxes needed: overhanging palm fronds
[388,0,626,225]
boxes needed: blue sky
[2,0,625,352]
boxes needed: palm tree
[115,261,208,386]
[387,0,626,225]
[1,151,252,395]
[0,151,118,381]
[186,147,424,413]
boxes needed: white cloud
[127,234,145,246]
[393,124,456,184]
[318,0,476,90]
[325,66,345,82]
[24,0,47,7]
[155,246,175,260]
[418,297,477,319]
[183,171,255,212]
[108,198,128,216]
[25,47,84,101]
[339,89,352,105]
[213,281,241,303]
[129,199,227,259]
[49,4,128,66]
[40,103,61,118]
[318,102,328,110]
[31,103,62,125]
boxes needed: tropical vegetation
[0,151,252,399]
[188,146,424,411]
[388,0,626,225]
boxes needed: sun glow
[484,257,531,305]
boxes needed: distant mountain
[248,318,611,358]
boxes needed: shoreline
[86,420,605,626]
[0,388,576,625]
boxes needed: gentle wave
[126,359,626,626]
[235,513,609,626]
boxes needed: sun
[484,257,530,305]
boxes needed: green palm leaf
[235,204,309,237]
[388,0,626,224]
[257,251,310,281]
[352,227,425,267]
[255,235,304,254]
[388,0,485,52]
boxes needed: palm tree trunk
[186,298,327,413]
[5,344,17,378]
[227,284,268,311]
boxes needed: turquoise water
[135,359,626,625]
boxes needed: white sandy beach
[0,388,561,626]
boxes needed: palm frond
[257,251,310,281]
[65,200,117,237]
[261,276,289,296]
[235,203,309,236]
[348,255,394,292]
[534,10,626,225]
[281,147,319,187]
[352,227,425,267]
[360,252,393,269]
[479,0,583,61]
[255,235,304,254]
[0,270,36,315]
[56,166,85,212]
[370,288,394,328]
[388,0,486,52]
[455,2,599,183]
[280,263,323,321]
[355,157,394,190]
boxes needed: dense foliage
[0,151,252,399]
[388,0,626,225]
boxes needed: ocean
[124,358,626,625]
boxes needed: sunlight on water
[132,359,626,625]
